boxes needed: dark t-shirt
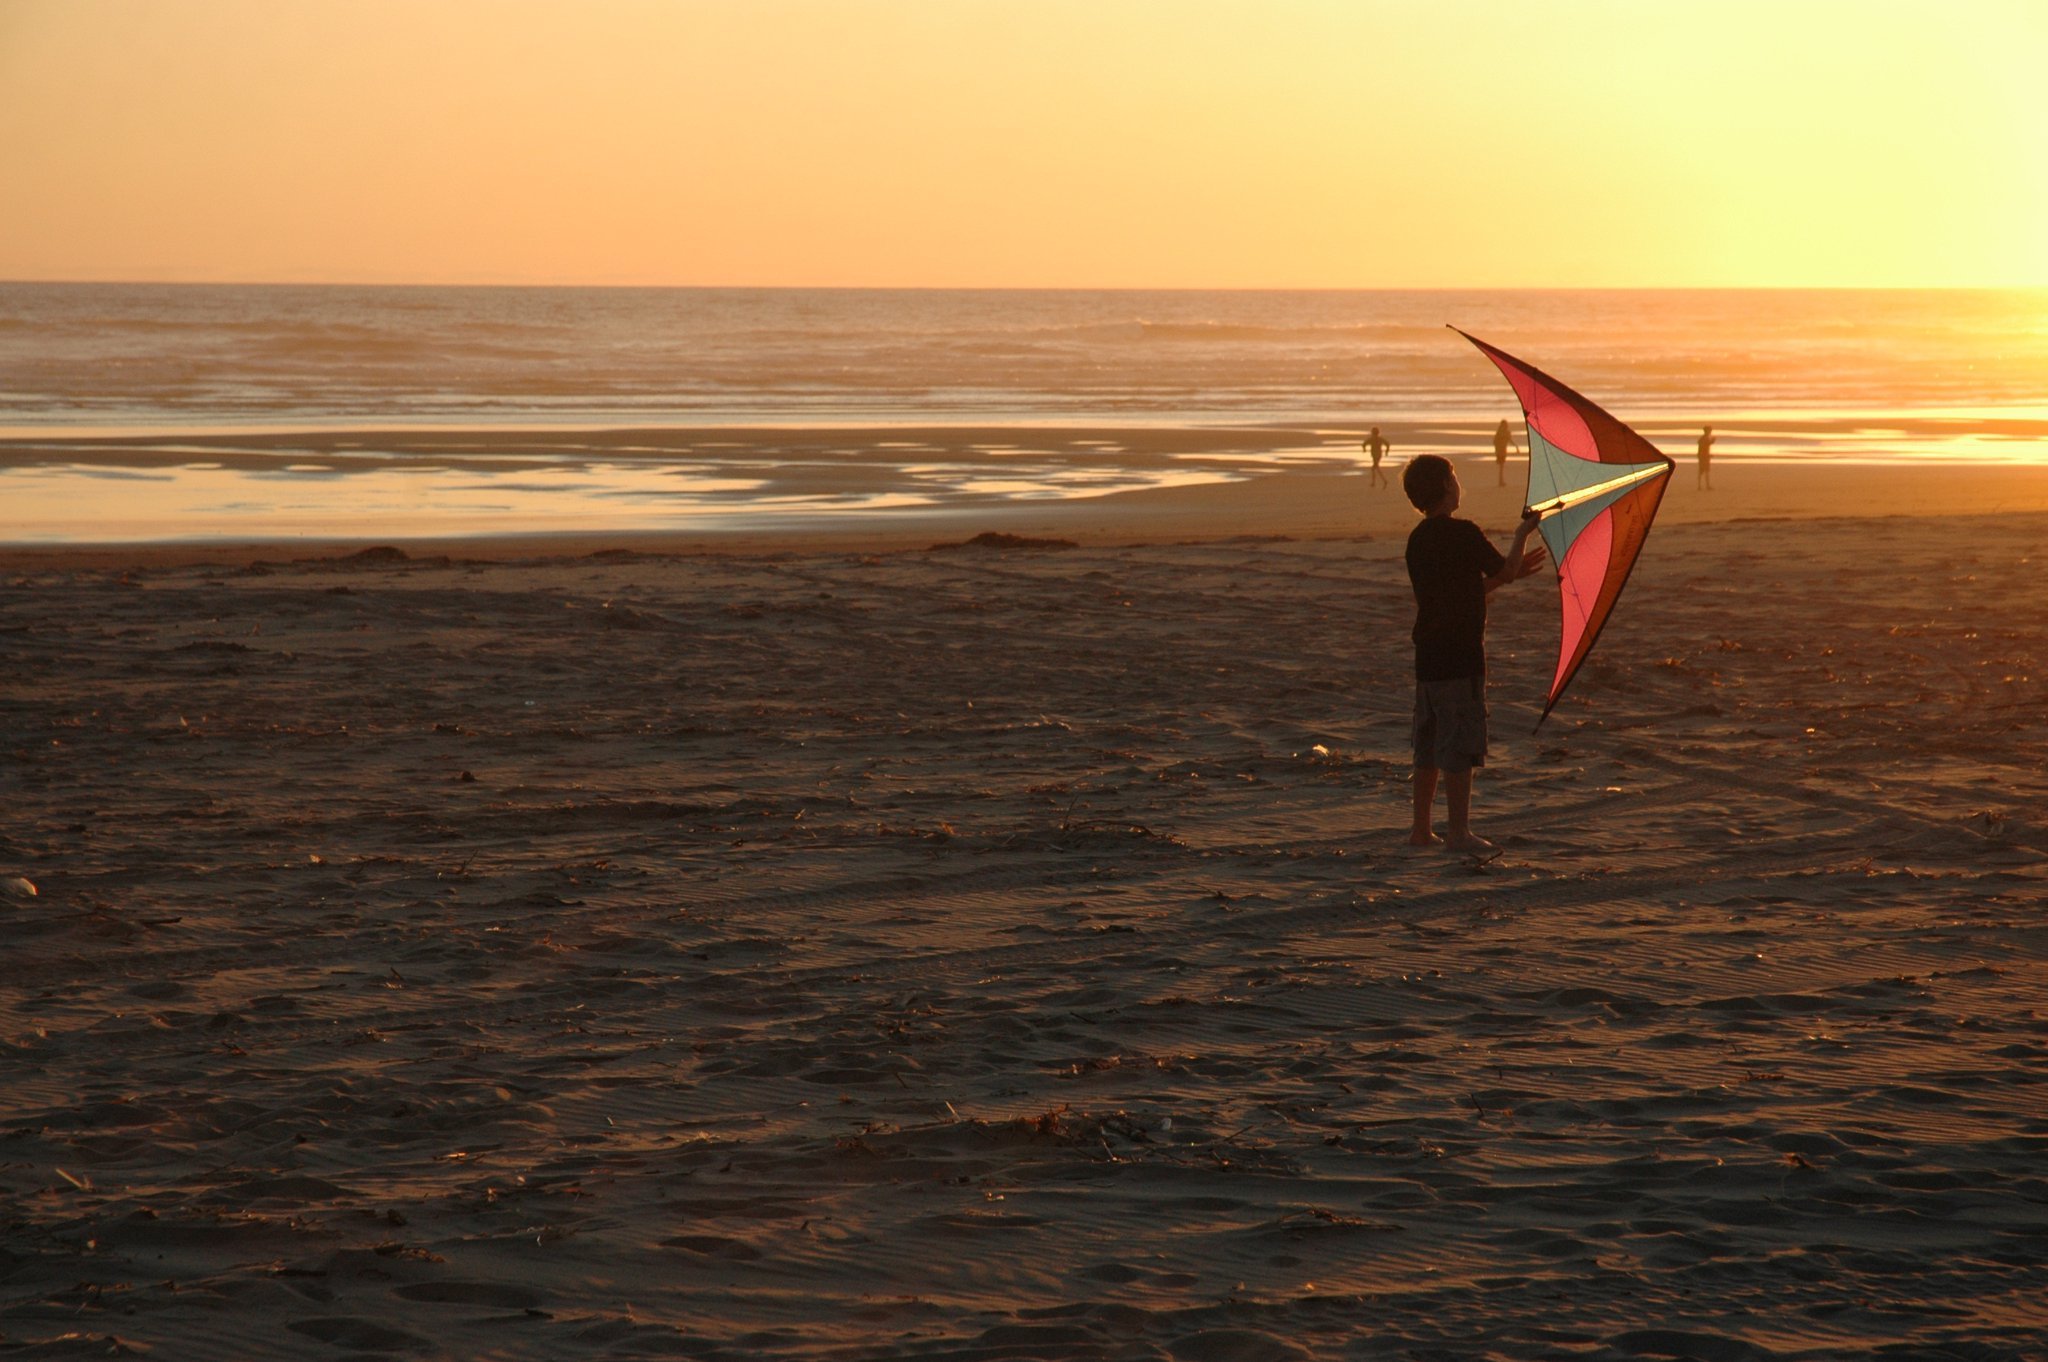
[1406,516,1506,681]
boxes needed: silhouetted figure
[1697,425,1715,490]
[1366,426,1391,487]
[1401,455,1547,853]
[1492,419,1519,486]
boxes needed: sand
[3,461,2047,1359]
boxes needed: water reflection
[0,415,2041,544]
[0,441,1251,543]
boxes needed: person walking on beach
[1697,425,1715,490]
[1365,426,1391,487]
[1492,418,1518,486]
[1403,455,1546,854]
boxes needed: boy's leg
[1443,768,1473,838]
[1409,765,1441,845]
[1443,768,1496,853]
[1439,675,1495,853]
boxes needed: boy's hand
[1516,509,1543,539]
[1516,542,1550,579]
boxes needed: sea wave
[5,283,2046,430]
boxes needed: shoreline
[6,410,2047,457]
[6,455,2048,570]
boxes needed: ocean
[3,284,2045,541]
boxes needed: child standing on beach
[1402,455,1547,852]
[1364,426,1390,487]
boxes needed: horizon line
[6,277,2047,293]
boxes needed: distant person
[1402,455,1547,854]
[1365,426,1391,487]
[1492,419,1519,486]
[1697,425,1715,490]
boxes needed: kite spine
[1524,463,1670,519]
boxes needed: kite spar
[1452,328,1673,726]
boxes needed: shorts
[1412,675,1488,774]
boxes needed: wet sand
[5,419,2048,553]
[3,471,2047,1358]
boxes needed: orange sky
[2,0,2045,288]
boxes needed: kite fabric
[1452,328,1673,725]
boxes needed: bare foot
[1445,831,1497,855]
[1406,830,1444,848]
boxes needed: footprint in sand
[660,1233,762,1260]
[287,1317,431,1353]
[1169,1329,1310,1362]
[393,1281,544,1310]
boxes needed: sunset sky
[3,0,2044,289]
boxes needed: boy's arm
[1483,511,1549,593]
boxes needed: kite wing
[1453,328,1673,725]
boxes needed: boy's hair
[1403,455,1452,512]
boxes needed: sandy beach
[10,0,2048,1345]
[4,464,2046,1359]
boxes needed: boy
[1401,455,1546,852]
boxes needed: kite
[1453,328,1673,726]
